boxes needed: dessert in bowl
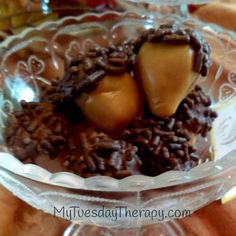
[0,10,236,232]
[4,22,216,179]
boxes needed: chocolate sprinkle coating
[5,101,69,161]
[176,85,217,137]
[50,41,136,103]
[121,113,199,176]
[42,24,211,104]
[5,85,216,178]
[4,24,216,179]
[5,101,142,178]
[63,132,142,178]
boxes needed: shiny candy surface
[77,73,141,132]
[135,42,196,117]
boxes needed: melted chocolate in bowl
[3,24,218,179]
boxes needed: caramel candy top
[77,73,141,132]
[134,24,211,76]
[136,42,196,117]
[133,24,211,118]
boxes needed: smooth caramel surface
[77,73,141,133]
[135,42,196,117]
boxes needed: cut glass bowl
[0,9,236,235]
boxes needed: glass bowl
[0,10,236,235]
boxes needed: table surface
[1,184,236,236]
[1,1,236,236]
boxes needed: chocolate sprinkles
[5,101,69,161]
[41,24,211,105]
[63,132,142,179]
[4,24,217,179]
[176,85,217,137]
[121,111,200,176]
[5,86,217,178]
[46,40,136,103]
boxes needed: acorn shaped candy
[135,25,211,117]
[77,73,141,133]
[63,44,142,133]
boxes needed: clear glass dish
[0,9,236,235]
